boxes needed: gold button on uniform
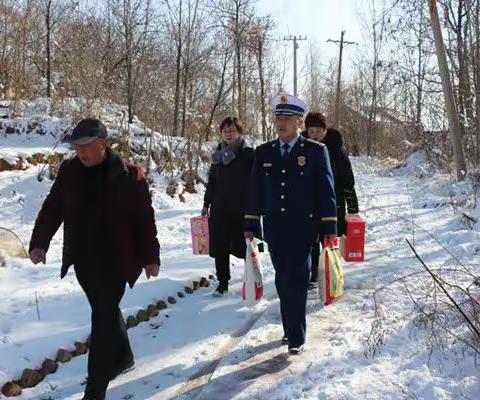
[282,169,286,174]
[281,208,285,212]
[281,182,285,186]
[281,195,285,199]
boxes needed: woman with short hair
[202,117,255,296]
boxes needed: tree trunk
[235,4,243,120]
[461,5,474,136]
[474,0,480,164]
[428,0,467,180]
[124,0,136,125]
[46,0,52,98]
[206,49,229,142]
[173,0,183,137]
[257,40,267,141]
[367,61,378,157]
[180,0,199,138]
[415,0,425,129]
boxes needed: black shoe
[82,389,106,400]
[308,281,318,291]
[82,395,105,400]
[288,344,305,355]
[111,359,135,380]
[281,335,289,345]
[213,282,229,297]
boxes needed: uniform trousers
[269,245,312,348]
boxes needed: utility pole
[428,0,467,180]
[283,35,307,96]
[327,31,357,127]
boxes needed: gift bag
[242,238,264,304]
[318,240,344,305]
[190,216,210,255]
[340,214,365,262]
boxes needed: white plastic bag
[242,238,264,305]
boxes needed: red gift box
[340,214,365,262]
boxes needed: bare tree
[165,0,183,136]
[37,0,78,98]
[212,0,255,121]
[114,0,155,124]
[248,17,272,141]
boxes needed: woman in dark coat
[202,117,255,296]
[302,112,359,289]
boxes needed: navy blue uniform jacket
[244,135,337,252]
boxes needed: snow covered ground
[1,110,480,398]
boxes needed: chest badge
[263,162,273,167]
[297,156,306,167]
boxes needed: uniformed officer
[244,94,337,355]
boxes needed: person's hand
[201,207,209,217]
[145,264,160,279]
[324,234,337,243]
[29,248,46,265]
[244,231,255,240]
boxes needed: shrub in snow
[166,178,178,198]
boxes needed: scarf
[211,137,244,165]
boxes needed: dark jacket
[29,148,160,288]
[302,128,359,235]
[204,142,255,259]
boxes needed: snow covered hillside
[1,103,480,399]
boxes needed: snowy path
[1,158,480,399]
[186,163,480,400]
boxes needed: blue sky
[256,0,365,94]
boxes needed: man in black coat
[29,118,160,400]
[303,112,359,289]
[202,117,255,296]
